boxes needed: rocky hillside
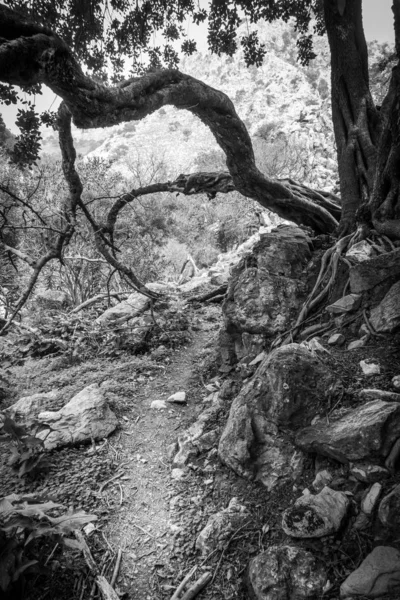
[40,21,392,193]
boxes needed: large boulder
[369,280,400,333]
[340,546,400,598]
[295,399,400,464]
[222,225,311,361]
[248,545,327,600]
[36,384,118,450]
[218,344,336,489]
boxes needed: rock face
[222,225,311,361]
[36,384,118,450]
[340,546,400,598]
[248,545,327,600]
[196,498,247,556]
[282,487,349,538]
[369,280,400,333]
[349,247,400,293]
[295,400,400,464]
[218,343,336,489]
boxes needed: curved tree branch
[0,5,338,234]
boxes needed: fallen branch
[110,549,123,587]
[180,572,212,600]
[71,292,131,314]
[170,566,197,600]
[187,284,228,303]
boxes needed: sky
[1,0,396,134]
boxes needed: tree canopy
[1,0,400,329]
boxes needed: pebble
[167,392,187,404]
[359,360,380,376]
[347,336,368,350]
[171,468,186,480]
[328,333,345,346]
[361,482,382,515]
[151,400,167,409]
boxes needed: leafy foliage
[0,417,50,479]
[0,492,97,594]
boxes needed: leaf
[47,511,98,534]
[2,417,27,441]
[62,537,84,551]
[337,0,346,16]
[12,558,38,581]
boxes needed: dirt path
[104,323,215,598]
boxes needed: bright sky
[1,0,395,133]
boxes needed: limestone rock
[370,280,400,333]
[248,545,327,600]
[282,486,349,538]
[361,482,382,515]
[347,337,368,350]
[223,225,311,360]
[360,360,381,376]
[328,333,345,346]
[219,344,336,489]
[345,240,375,263]
[340,546,400,598]
[196,498,247,556]
[96,282,167,323]
[295,400,400,464]
[36,384,118,450]
[5,390,60,426]
[167,391,186,404]
[151,400,167,410]
[350,463,390,484]
[326,294,361,314]
[378,484,400,533]
[312,469,333,492]
[349,247,400,293]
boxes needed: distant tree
[0,0,399,326]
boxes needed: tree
[0,0,398,327]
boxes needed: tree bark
[324,0,381,234]
[0,5,338,235]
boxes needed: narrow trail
[105,322,216,598]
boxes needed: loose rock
[340,546,400,598]
[196,498,247,556]
[349,247,400,292]
[36,384,118,450]
[361,482,382,515]
[328,333,345,346]
[369,280,400,333]
[392,375,400,390]
[248,545,327,600]
[326,294,361,314]
[151,400,167,410]
[360,360,381,376]
[282,486,349,538]
[296,400,400,464]
[167,391,187,404]
[378,484,400,533]
[347,337,368,350]
[350,463,390,484]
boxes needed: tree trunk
[324,0,381,234]
[368,1,400,239]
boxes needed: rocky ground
[2,225,400,600]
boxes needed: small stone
[345,240,375,263]
[171,468,186,480]
[360,360,380,376]
[249,352,266,366]
[347,337,368,350]
[167,391,187,404]
[340,546,400,598]
[282,486,349,538]
[361,482,382,515]
[358,324,370,337]
[328,333,345,346]
[392,375,400,390]
[151,400,167,410]
[350,463,390,484]
[326,294,361,315]
[378,483,400,533]
[312,469,333,492]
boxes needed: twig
[132,523,156,538]
[44,542,59,565]
[99,471,125,493]
[180,572,212,600]
[110,549,123,587]
[170,565,197,600]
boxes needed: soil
[2,299,400,600]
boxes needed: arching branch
[0,5,338,234]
